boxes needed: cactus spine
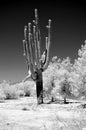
[23,9,51,104]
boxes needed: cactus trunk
[35,69,43,104]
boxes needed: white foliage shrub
[73,42,86,99]
[43,56,73,101]
[2,83,18,99]
[23,81,36,97]
[0,89,6,100]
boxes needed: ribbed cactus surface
[23,9,51,104]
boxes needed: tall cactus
[23,9,51,104]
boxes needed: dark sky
[0,1,86,83]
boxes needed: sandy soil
[0,97,86,130]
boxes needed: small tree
[60,77,71,104]
[73,41,86,98]
[23,9,51,104]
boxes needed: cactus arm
[40,37,48,67]
[26,42,36,80]
[28,23,38,71]
[36,31,40,67]
[33,9,39,67]
[28,23,34,65]
[22,68,31,82]
[34,9,41,69]
[24,26,30,63]
[38,30,41,59]
[23,39,27,56]
[33,25,37,65]
[23,25,36,80]
[46,37,48,51]
[42,19,51,71]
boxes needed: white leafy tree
[73,41,86,98]
[43,56,73,102]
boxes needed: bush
[22,81,36,97]
[0,89,6,100]
[4,88,18,100]
[2,83,18,100]
[43,60,71,101]
[0,80,36,100]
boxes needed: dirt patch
[0,97,86,130]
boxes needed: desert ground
[0,97,86,130]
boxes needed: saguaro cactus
[23,9,51,104]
